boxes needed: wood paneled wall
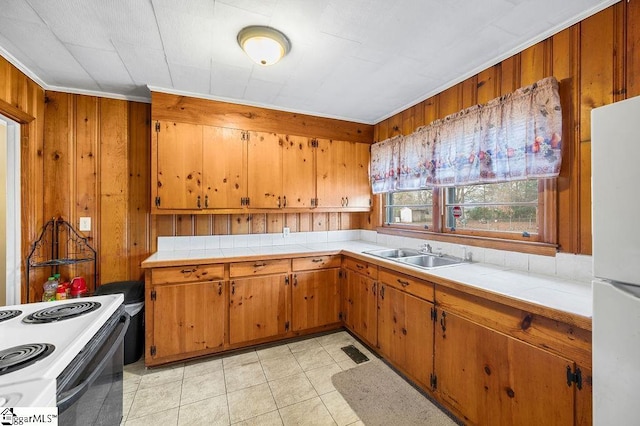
[42,92,151,298]
[371,2,640,255]
[0,56,45,304]
[150,92,373,247]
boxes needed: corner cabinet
[342,257,378,347]
[291,255,342,331]
[146,264,226,364]
[152,120,372,213]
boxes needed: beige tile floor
[121,331,380,426]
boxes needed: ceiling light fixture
[237,25,291,66]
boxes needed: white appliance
[592,95,640,425]
[0,295,127,423]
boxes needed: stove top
[22,301,101,324]
[0,295,124,392]
[0,343,55,376]
[0,310,21,323]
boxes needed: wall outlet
[79,217,91,232]
[283,227,290,238]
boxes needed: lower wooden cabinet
[229,274,289,345]
[378,283,434,388]
[144,254,592,425]
[150,280,225,361]
[343,268,377,347]
[435,310,580,426]
[291,269,341,331]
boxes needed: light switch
[283,227,290,238]
[79,217,91,232]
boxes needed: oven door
[57,306,129,426]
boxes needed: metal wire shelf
[26,217,97,302]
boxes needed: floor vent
[341,345,370,364]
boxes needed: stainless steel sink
[397,254,466,269]
[364,248,468,270]
[364,248,421,259]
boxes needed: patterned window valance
[370,76,563,194]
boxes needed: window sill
[376,226,558,257]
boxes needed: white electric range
[0,295,127,423]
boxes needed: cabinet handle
[293,274,298,287]
[379,284,384,299]
[197,195,201,208]
[231,282,235,295]
[277,196,281,208]
[397,279,410,287]
[311,258,323,263]
[205,195,209,208]
[218,283,222,296]
[345,196,349,206]
[440,311,447,332]
[341,197,345,207]
[283,196,287,207]
[253,262,267,268]
[180,268,197,274]
[356,264,364,270]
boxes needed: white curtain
[370,76,563,194]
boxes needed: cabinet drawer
[343,257,377,278]
[230,258,290,277]
[379,268,434,302]
[151,264,224,284]
[292,255,341,271]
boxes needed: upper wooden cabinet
[247,131,282,208]
[154,121,247,210]
[155,121,203,210]
[316,139,371,209]
[153,120,371,212]
[282,135,315,209]
[203,126,246,209]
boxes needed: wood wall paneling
[99,99,130,284]
[8,2,640,299]
[628,0,640,97]
[0,56,46,303]
[151,92,373,143]
[371,2,637,255]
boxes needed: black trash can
[95,280,144,365]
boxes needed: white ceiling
[0,0,616,124]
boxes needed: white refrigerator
[592,95,640,425]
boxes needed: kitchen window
[384,179,554,243]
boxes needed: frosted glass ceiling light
[237,26,291,66]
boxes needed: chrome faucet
[421,243,432,254]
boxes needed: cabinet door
[155,121,203,209]
[378,284,434,388]
[343,270,377,347]
[229,274,288,344]
[435,311,575,425]
[316,138,345,208]
[282,135,315,208]
[152,281,225,359]
[202,126,246,209]
[247,131,282,208]
[292,269,340,331]
[343,141,371,208]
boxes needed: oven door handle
[57,313,130,411]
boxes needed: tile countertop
[142,240,592,329]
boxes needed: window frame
[380,179,557,251]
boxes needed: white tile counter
[142,238,592,324]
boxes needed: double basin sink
[364,248,468,270]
